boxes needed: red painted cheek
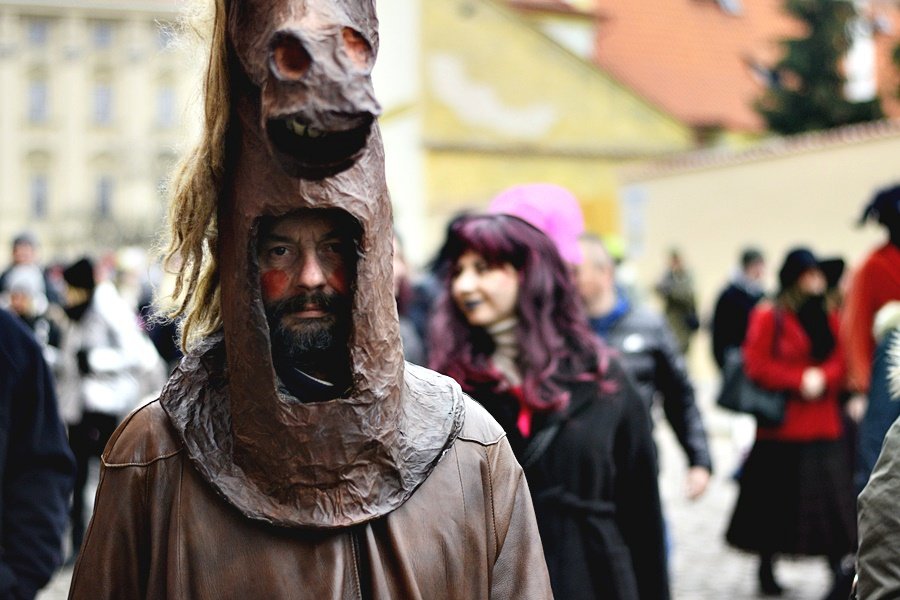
[260,270,290,301]
[327,268,350,297]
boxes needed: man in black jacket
[0,309,74,599]
[577,234,712,499]
[711,248,766,371]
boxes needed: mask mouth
[265,112,375,180]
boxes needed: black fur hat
[859,184,900,227]
[63,257,95,292]
[778,247,819,291]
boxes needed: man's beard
[265,290,351,366]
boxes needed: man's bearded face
[257,209,359,362]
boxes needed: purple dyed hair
[428,214,611,413]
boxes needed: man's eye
[321,241,346,254]
[269,246,289,257]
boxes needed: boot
[758,554,784,597]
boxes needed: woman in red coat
[726,248,856,598]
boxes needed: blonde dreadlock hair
[160,0,229,351]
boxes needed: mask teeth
[286,117,324,138]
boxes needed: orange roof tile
[592,0,801,132]
[589,0,900,133]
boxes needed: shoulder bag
[716,310,786,428]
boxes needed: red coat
[743,303,845,442]
[840,243,900,393]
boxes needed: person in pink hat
[488,183,586,272]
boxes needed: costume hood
[161,0,463,529]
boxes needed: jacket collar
[161,336,465,529]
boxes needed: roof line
[507,0,608,19]
[425,139,684,160]
[3,1,179,15]
[620,118,900,181]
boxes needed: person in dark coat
[711,248,766,371]
[726,248,856,599]
[856,300,900,490]
[430,214,668,600]
[0,308,75,599]
[654,249,699,354]
[577,234,712,499]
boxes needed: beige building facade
[0,0,201,262]
[619,119,900,376]
[374,0,694,268]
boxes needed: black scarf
[273,355,350,403]
[64,301,90,322]
[796,295,835,362]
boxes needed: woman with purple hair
[429,214,669,600]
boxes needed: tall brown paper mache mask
[228,0,381,179]
[161,0,463,529]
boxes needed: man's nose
[295,252,327,289]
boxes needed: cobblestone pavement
[38,384,838,600]
[658,397,833,600]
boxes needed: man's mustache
[265,290,342,320]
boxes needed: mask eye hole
[341,27,373,72]
[270,32,312,81]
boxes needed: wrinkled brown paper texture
[161,0,463,529]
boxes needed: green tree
[757,0,883,134]
[894,42,900,98]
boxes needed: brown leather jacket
[68,395,552,599]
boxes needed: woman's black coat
[467,357,669,600]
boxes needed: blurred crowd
[385,182,900,599]
[3,181,900,599]
[0,236,175,596]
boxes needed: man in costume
[68,1,551,598]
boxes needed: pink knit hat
[487,183,585,264]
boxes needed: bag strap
[519,421,562,469]
[770,307,782,358]
[519,381,594,469]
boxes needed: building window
[92,21,114,49]
[27,19,50,47]
[28,80,48,123]
[97,177,113,217]
[93,83,113,125]
[156,86,176,127]
[31,175,48,218]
